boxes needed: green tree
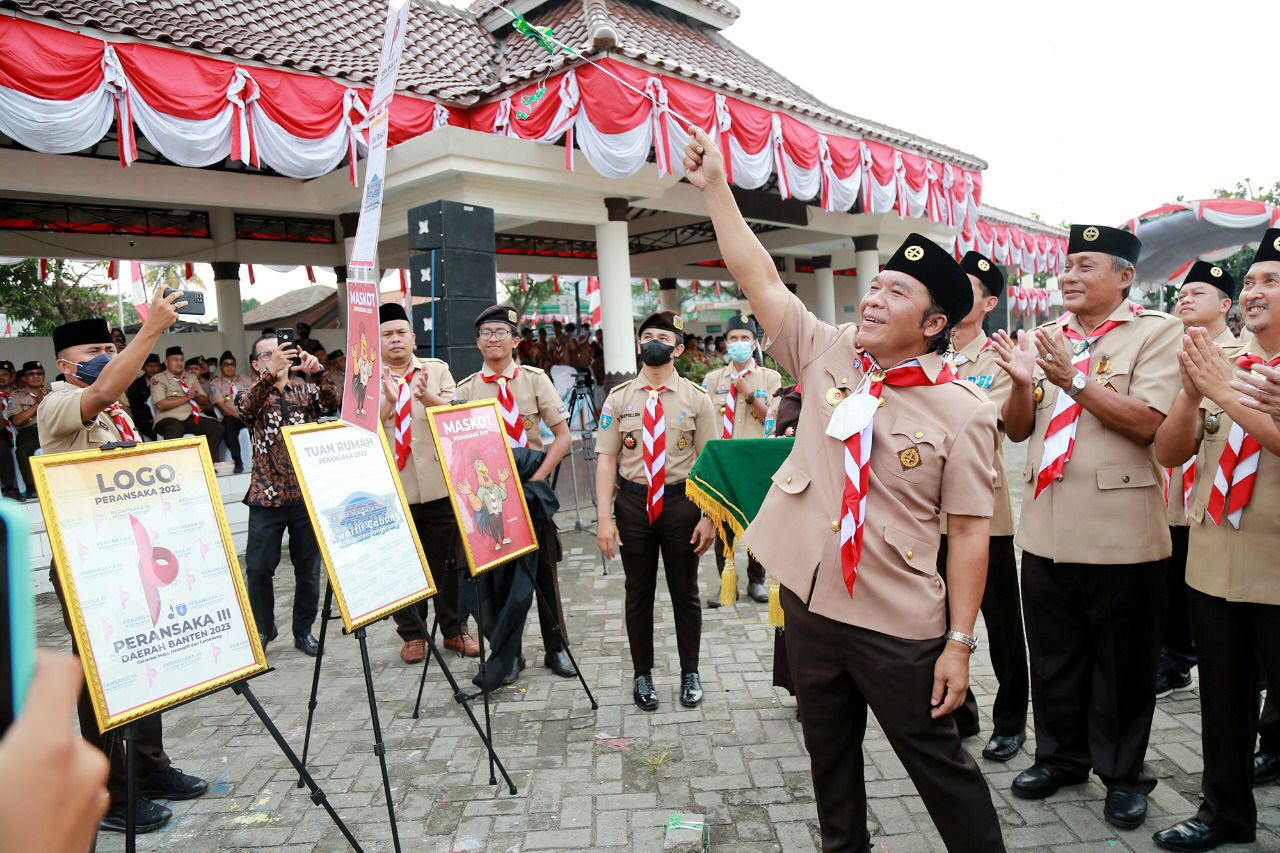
[1211,180,1280,289]
[499,276,559,322]
[0,260,113,335]
[241,297,261,314]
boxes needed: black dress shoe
[99,797,172,833]
[1153,817,1255,851]
[259,624,279,648]
[1254,750,1280,785]
[1156,669,1193,698]
[1011,764,1089,799]
[747,581,769,603]
[294,634,319,656]
[139,766,209,800]
[982,733,1025,763]
[680,671,703,708]
[704,597,722,609]
[1104,790,1147,829]
[634,673,658,712]
[544,650,577,678]
[502,654,526,685]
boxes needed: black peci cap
[883,233,973,323]
[165,346,184,358]
[379,302,409,325]
[1068,224,1142,265]
[1183,260,1235,298]
[51,317,111,354]
[961,251,1006,299]
[1250,227,1280,267]
[143,353,161,365]
[20,360,43,374]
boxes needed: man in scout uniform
[0,358,19,498]
[700,312,781,606]
[209,350,251,474]
[455,304,576,679]
[1149,229,1280,852]
[990,223,1183,830]
[126,353,162,440]
[595,309,718,712]
[150,344,224,455]
[936,250,1029,764]
[1157,260,1239,700]
[376,302,478,664]
[39,291,209,834]
[8,360,49,500]
[683,127,1006,852]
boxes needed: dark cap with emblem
[19,360,43,374]
[165,345,183,358]
[219,350,236,363]
[724,312,760,338]
[51,317,112,354]
[1250,227,1280,267]
[0,360,13,373]
[1184,260,1235,298]
[961,251,1005,299]
[379,302,409,325]
[883,233,973,322]
[637,309,686,340]
[184,357,202,369]
[474,304,520,330]
[1068,223,1141,265]
[143,353,161,366]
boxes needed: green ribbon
[512,12,559,56]
[664,813,706,832]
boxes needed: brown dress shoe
[399,639,426,664]
[444,632,481,658]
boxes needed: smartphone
[275,329,302,365]
[162,288,207,316]
[0,501,36,737]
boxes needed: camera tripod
[553,374,610,576]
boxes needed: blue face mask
[72,353,113,384]
[726,341,755,364]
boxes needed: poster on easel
[426,400,538,577]
[282,420,436,632]
[31,439,266,732]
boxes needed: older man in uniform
[596,310,718,712]
[700,312,781,606]
[208,351,251,473]
[8,360,49,500]
[1149,230,1280,851]
[376,302,478,664]
[150,345,224,455]
[992,223,1182,830]
[684,127,1005,852]
[0,360,23,498]
[937,251,1029,763]
[1158,261,1239,699]
[39,292,209,834]
[455,304,576,679]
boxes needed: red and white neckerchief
[1032,313,1128,498]
[1164,458,1195,516]
[721,365,752,439]
[0,390,9,428]
[482,369,528,448]
[838,354,955,596]
[1206,352,1280,528]
[642,385,667,522]
[176,377,201,423]
[104,402,139,443]
[393,368,416,470]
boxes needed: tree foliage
[1212,180,1280,290]
[0,260,113,335]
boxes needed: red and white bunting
[586,275,601,331]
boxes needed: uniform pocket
[884,526,938,576]
[1091,358,1132,395]
[771,457,811,494]
[1096,465,1157,490]
[887,416,944,483]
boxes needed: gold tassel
[719,549,738,606]
[768,582,784,628]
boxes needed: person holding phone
[38,293,210,834]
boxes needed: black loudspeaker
[408,247,496,349]
[426,345,483,382]
[407,200,496,253]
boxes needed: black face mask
[639,340,676,367]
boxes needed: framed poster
[425,400,538,576]
[282,420,436,632]
[31,439,266,732]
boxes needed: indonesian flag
[693,280,701,296]
[108,260,118,278]
[184,262,195,281]
[306,265,317,284]
[520,272,528,294]
[552,274,560,295]
[118,261,148,322]
[38,258,48,282]
[3,319,11,337]
[1018,287,1030,318]
[586,275,601,331]
[247,264,256,286]
[643,277,651,294]
[399,268,408,306]
[714,281,721,297]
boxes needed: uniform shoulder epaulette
[607,379,631,397]
[458,371,481,386]
[1133,307,1177,321]
[950,378,988,401]
[686,376,710,394]
[1034,319,1057,331]
[522,364,546,375]
[422,356,448,365]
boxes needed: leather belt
[618,478,685,498]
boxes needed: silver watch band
[944,629,978,651]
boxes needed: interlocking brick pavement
[34,441,1279,851]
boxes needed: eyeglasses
[478,329,513,341]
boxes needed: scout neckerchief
[721,362,753,439]
[176,376,201,423]
[0,389,9,429]
[104,402,139,443]
[1164,458,1195,517]
[833,353,955,596]
[1033,310,1131,498]
[1207,352,1280,528]
[642,385,667,522]
[482,367,528,448]
[393,368,416,470]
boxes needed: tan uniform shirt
[150,371,201,424]
[454,362,567,453]
[7,387,48,429]
[1186,335,1280,604]
[940,332,1014,537]
[209,375,253,414]
[38,381,136,454]
[1016,302,1183,565]
[700,362,782,439]
[740,292,997,640]
[597,371,717,484]
[382,356,456,505]
[1166,325,1238,527]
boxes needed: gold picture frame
[282,420,436,633]
[425,399,539,577]
[32,438,267,732]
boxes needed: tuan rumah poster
[426,400,537,576]
[31,439,265,731]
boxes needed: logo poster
[282,421,435,632]
[426,400,538,576]
[31,440,265,731]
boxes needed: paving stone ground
[36,441,1280,852]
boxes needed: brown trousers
[781,586,1004,852]
[392,498,464,641]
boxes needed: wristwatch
[1063,370,1087,398]
[944,629,979,652]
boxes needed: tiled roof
[979,205,1068,237]
[242,285,336,326]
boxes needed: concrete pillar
[658,277,681,312]
[338,213,360,328]
[854,234,880,304]
[813,255,836,325]
[598,198,637,383]
[211,261,246,361]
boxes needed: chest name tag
[825,393,879,442]
[966,375,994,391]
